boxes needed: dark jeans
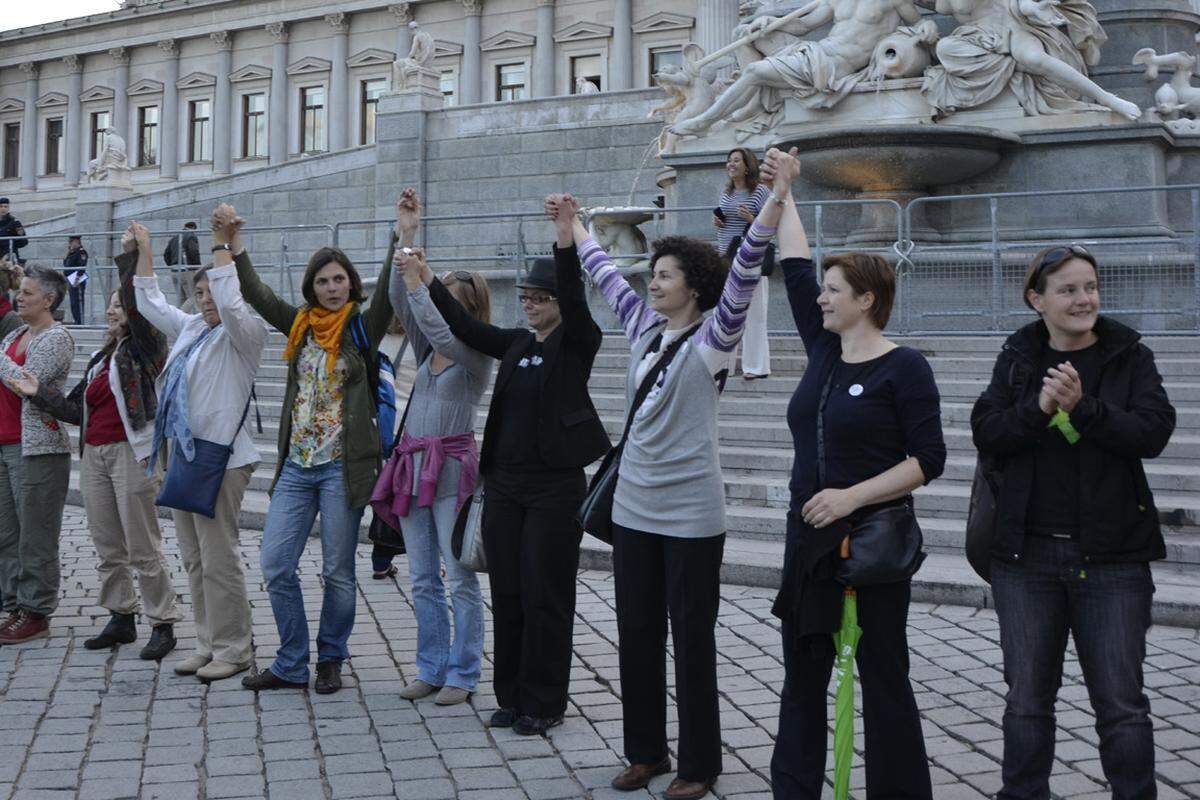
[771,580,931,800]
[992,538,1155,800]
[67,283,85,325]
[613,524,724,783]
[481,468,586,718]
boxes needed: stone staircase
[59,326,1200,626]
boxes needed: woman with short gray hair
[0,264,75,644]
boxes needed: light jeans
[399,494,484,691]
[260,459,363,683]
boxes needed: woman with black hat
[417,231,609,736]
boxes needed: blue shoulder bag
[155,393,253,519]
[349,314,397,454]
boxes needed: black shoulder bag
[578,322,701,544]
[816,364,926,586]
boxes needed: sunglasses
[518,292,556,306]
[445,270,476,289]
[1031,244,1093,286]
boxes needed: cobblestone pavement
[1,509,1198,800]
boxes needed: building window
[89,111,112,161]
[496,63,526,102]
[570,55,602,94]
[2,124,18,179]
[440,71,457,108]
[44,118,64,175]
[649,47,683,83]
[138,106,159,167]
[301,86,326,153]
[360,78,387,145]
[242,93,266,158]
[188,99,212,162]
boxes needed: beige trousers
[172,464,254,665]
[81,442,180,625]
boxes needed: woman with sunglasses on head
[369,189,493,707]
[416,214,610,736]
[971,245,1174,800]
[546,146,792,800]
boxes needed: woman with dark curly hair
[546,146,793,800]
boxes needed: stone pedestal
[75,183,136,300]
[387,65,444,110]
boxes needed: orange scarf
[283,304,354,373]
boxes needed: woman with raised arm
[417,213,610,737]
[769,151,945,799]
[545,146,787,800]
[370,190,493,706]
[234,201,396,695]
[7,223,179,659]
[133,206,267,683]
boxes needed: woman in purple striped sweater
[545,147,799,800]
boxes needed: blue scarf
[147,325,214,474]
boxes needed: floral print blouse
[288,335,346,467]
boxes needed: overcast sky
[3,1,123,33]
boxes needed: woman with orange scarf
[230,201,400,695]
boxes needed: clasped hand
[1038,361,1082,414]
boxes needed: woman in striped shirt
[715,147,773,380]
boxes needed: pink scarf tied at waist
[370,431,479,530]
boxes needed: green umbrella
[832,587,862,800]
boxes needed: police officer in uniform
[63,234,89,324]
[0,198,28,264]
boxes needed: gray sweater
[0,323,74,456]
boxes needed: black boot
[84,612,137,650]
[139,623,177,661]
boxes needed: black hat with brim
[515,258,557,294]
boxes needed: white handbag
[451,485,487,573]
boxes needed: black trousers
[613,523,725,783]
[771,580,932,800]
[481,468,586,718]
[67,282,85,324]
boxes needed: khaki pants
[81,442,180,625]
[0,452,70,616]
[172,464,254,665]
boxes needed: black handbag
[156,393,253,519]
[578,322,701,543]
[814,364,926,586]
[965,455,1002,583]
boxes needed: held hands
[211,203,245,248]
[395,188,421,238]
[392,246,431,290]
[4,370,39,398]
[801,487,859,529]
[1041,361,1083,414]
[125,222,151,254]
[545,193,584,246]
[760,146,801,196]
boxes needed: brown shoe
[664,777,715,800]
[0,611,49,644]
[0,610,20,635]
[611,757,671,791]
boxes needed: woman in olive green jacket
[230,202,401,695]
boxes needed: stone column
[533,0,555,97]
[267,22,289,165]
[211,31,233,174]
[19,62,37,191]
[157,39,180,179]
[326,13,350,151]
[461,0,483,105]
[696,0,737,75]
[110,48,130,143]
[611,0,633,90]
[390,4,414,63]
[64,55,84,186]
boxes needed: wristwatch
[769,192,789,207]
[211,243,232,253]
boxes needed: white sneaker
[173,654,212,675]
[196,659,252,682]
[434,686,471,705]
[399,679,441,700]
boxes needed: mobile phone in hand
[713,207,726,221]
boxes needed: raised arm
[131,223,193,338]
[210,205,270,363]
[546,199,602,357]
[120,223,167,372]
[387,190,429,358]
[226,208,299,335]
[774,161,830,350]
[424,267,518,361]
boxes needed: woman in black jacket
[971,245,1175,800]
[424,241,609,736]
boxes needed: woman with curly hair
[546,146,794,800]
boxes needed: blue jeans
[260,460,364,683]
[992,538,1156,800]
[399,494,484,691]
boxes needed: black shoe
[513,714,564,736]
[315,661,343,695]
[241,669,308,691]
[84,612,137,650]
[488,708,518,728]
[139,624,177,661]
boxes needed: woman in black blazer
[423,240,609,736]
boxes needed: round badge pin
[848,384,864,397]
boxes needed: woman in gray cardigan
[0,265,74,644]
[546,146,797,800]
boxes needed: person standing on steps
[715,147,773,381]
[972,245,1175,800]
[0,199,27,265]
[420,219,610,737]
[7,222,179,660]
[135,204,266,683]
[770,149,945,799]
[235,201,396,696]
[163,221,202,307]
[371,189,493,707]
[0,266,74,644]
[62,235,89,325]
